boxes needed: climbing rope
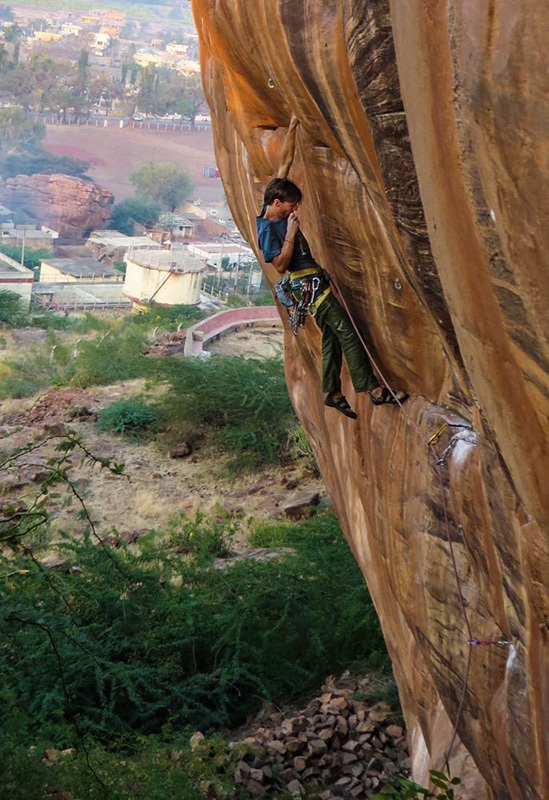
[329,273,510,763]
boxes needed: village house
[39,257,123,283]
[61,23,82,36]
[86,231,162,265]
[81,13,102,26]
[187,241,254,270]
[0,223,58,252]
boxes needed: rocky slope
[191,2,549,798]
[2,173,113,239]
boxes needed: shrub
[127,302,206,331]
[97,398,158,437]
[0,511,389,743]
[0,348,63,399]
[71,327,152,387]
[156,355,295,471]
[0,289,28,327]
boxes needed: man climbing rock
[257,177,408,418]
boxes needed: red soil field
[44,123,225,206]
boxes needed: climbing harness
[284,271,330,336]
[329,272,512,761]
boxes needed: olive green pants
[313,293,379,395]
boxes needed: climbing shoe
[369,387,409,406]
[324,393,358,419]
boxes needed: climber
[257,176,409,418]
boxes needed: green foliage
[0,288,28,326]
[127,302,206,331]
[0,731,257,800]
[71,327,152,387]
[155,354,295,471]
[0,327,80,398]
[0,107,44,156]
[0,432,392,798]
[110,196,161,235]
[287,423,319,476]
[97,398,157,438]
[0,149,89,179]
[130,160,194,211]
[0,243,52,269]
[374,770,462,800]
[157,508,236,565]
[0,508,388,747]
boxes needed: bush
[156,355,295,471]
[0,289,28,327]
[97,398,157,437]
[127,302,206,331]
[71,327,152,387]
[0,511,389,744]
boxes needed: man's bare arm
[276,115,299,178]
[271,211,300,274]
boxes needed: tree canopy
[111,197,161,235]
[130,161,194,212]
[0,107,44,155]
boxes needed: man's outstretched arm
[276,115,299,178]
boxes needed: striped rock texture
[191,2,549,797]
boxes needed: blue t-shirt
[256,206,317,272]
[256,206,287,263]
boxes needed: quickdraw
[289,274,321,335]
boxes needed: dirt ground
[0,326,323,552]
[44,124,225,206]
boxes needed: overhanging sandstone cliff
[191,2,549,797]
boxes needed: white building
[123,247,207,307]
[39,257,123,283]
[187,242,254,269]
[61,23,82,36]
[86,231,162,264]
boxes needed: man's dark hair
[263,178,302,206]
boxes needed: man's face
[275,198,300,219]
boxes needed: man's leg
[317,314,342,394]
[316,295,378,393]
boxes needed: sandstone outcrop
[192,2,549,798]
[1,173,113,240]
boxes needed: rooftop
[126,247,207,273]
[41,257,121,279]
[89,231,162,250]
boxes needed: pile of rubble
[228,675,409,798]
[141,330,187,356]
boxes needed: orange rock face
[191,2,549,797]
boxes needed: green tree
[3,22,22,42]
[0,5,14,22]
[110,197,161,235]
[0,107,44,155]
[77,48,88,79]
[130,161,193,212]
[176,73,206,126]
